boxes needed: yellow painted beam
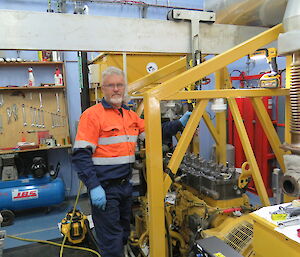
[203,112,220,144]
[250,97,285,172]
[285,56,292,144]
[143,94,166,257]
[163,88,289,100]
[228,98,270,206]
[149,24,283,100]
[164,100,209,194]
[128,57,187,95]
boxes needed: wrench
[30,107,35,127]
[34,108,38,127]
[278,217,300,228]
[6,107,12,124]
[56,93,60,112]
[41,110,45,128]
[37,109,41,128]
[22,104,27,126]
[39,93,43,108]
[12,104,18,121]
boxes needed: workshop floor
[2,191,275,253]
[3,195,91,250]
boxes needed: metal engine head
[179,153,244,200]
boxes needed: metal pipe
[75,0,204,11]
[205,0,287,27]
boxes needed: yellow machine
[127,22,293,257]
[60,210,88,244]
[249,48,281,88]
[130,153,256,257]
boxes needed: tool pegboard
[0,87,70,150]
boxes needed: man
[72,66,191,257]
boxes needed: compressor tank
[0,175,65,211]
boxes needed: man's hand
[90,185,107,210]
[179,111,192,126]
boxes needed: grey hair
[101,66,131,104]
[101,66,125,84]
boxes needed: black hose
[164,214,173,257]
[84,219,100,253]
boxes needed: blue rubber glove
[179,111,192,126]
[90,185,106,210]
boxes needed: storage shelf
[0,86,65,90]
[0,144,72,154]
[0,61,63,66]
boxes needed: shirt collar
[101,98,130,110]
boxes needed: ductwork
[281,155,300,196]
[205,0,287,27]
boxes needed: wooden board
[0,88,70,149]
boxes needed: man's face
[101,74,126,107]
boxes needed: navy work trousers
[91,182,132,257]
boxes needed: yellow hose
[6,234,100,256]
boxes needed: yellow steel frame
[137,24,288,257]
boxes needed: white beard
[105,95,123,106]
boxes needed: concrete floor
[3,195,91,250]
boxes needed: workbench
[251,203,300,257]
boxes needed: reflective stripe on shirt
[92,155,135,165]
[98,135,138,145]
[73,140,97,152]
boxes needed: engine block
[179,154,244,200]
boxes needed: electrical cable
[6,234,100,256]
[6,180,101,257]
[59,180,87,257]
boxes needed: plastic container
[28,67,35,87]
[54,67,63,86]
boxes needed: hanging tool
[30,107,35,127]
[56,93,60,112]
[34,108,38,127]
[12,104,18,121]
[0,94,3,107]
[39,93,43,108]
[6,107,12,124]
[41,110,45,128]
[37,109,41,128]
[22,104,27,126]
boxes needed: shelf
[0,144,72,154]
[0,61,64,66]
[0,86,65,90]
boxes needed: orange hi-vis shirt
[74,102,144,165]
[72,99,182,189]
